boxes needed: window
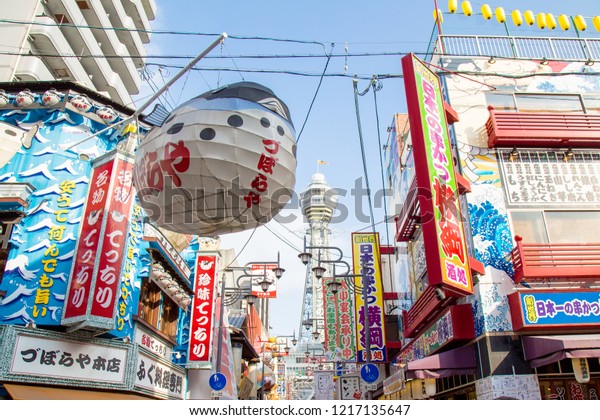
[138,277,180,341]
[486,92,598,114]
[516,94,583,113]
[510,210,600,244]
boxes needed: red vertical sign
[90,158,135,318]
[188,254,218,362]
[63,160,114,320]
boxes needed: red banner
[90,158,135,318]
[188,254,218,362]
[63,159,114,320]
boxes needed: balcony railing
[437,35,600,62]
[486,107,600,148]
[511,236,600,283]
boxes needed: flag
[317,160,328,165]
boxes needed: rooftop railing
[433,35,600,62]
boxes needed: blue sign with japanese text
[520,291,600,327]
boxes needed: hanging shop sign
[351,232,387,363]
[250,263,278,298]
[188,254,218,363]
[509,290,600,331]
[62,151,135,332]
[401,53,473,296]
[322,277,357,362]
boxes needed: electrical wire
[352,77,379,238]
[223,226,258,269]
[296,43,333,143]
[263,224,303,254]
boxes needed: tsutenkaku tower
[298,172,337,343]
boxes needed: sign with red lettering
[91,157,135,319]
[188,254,218,363]
[401,53,473,296]
[250,263,277,298]
[62,159,114,321]
[62,151,135,330]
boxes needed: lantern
[572,358,590,384]
[134,81,297,236]
[511,10,523,27]
[536,13,547,29]
[433,8,443,23]
[461,1,472,17]
[524,10,535,26]
[42,89,63,106]
[593,16,600,32]
[424,378,437,396]
[448,0,457,14]
[481,4,492,20]
[16,90,36,107]
[0,90,8,107]
[546,14,557,30]
[70,94,93,112]
[574,15,587,31]
[558,14,570,31]
[495,7,506,24]
[96,105,118,123]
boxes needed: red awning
[522,334,600,369]
[405,345,476,379]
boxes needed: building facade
[0,0,156,105]
[386,30,600,400]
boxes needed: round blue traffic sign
[360,363,379,383]
[209,372,227,391]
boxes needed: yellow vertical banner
[351,232,388,363]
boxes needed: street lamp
[298,241,375,399]
[214,254,285,399]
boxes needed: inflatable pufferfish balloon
[134,82,297,236]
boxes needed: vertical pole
[433,0,445,55]
[261,342,266,400]
[214,271,226,400]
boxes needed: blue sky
[132,1,600,338]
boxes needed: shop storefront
[0,325,186,400]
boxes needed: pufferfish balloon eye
[134,81,297,236]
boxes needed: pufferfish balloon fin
[141,103,170,127]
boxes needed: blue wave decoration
[468,200,514,277]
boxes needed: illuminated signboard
[351,232,387,363]
[509,290,600,331]
[401,53,473,296]
[188,254,218,363]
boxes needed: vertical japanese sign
[91,157,135,319]
[188,254,218,363]
[322,277,356,361]
[62,152,135,330]
[62,159,114,321]
[351,232,387,363]
[401,53,473,295]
